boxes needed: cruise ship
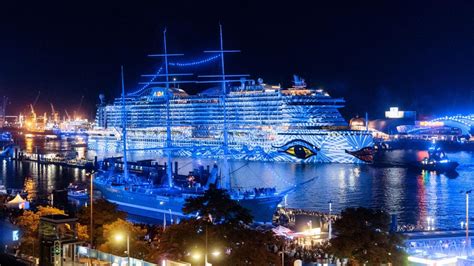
[89,75,374,163]
[91,27,371,224]
[89,27,373,164]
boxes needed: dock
[5,145,97,170]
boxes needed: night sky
[1,1,474,120]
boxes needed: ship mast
[200,24,249,190]
[146,29,194,187]
[121,65,129,181]
[163,29,173,188]
[219,25,230,190]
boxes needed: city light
[114,233,124,242]
[407,256,458,265]
[191,252,201,260]
[385,107,405,118]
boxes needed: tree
[328,207,406,265]
[154,187,282,265]
[77,199,127,246]
[77,223,89,241]
[99,218,150,260]
[15,206,65,257]
[183,185,252,225]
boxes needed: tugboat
[414,146,459,172]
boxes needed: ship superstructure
[90,34,373,164]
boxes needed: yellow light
[211,250,221,257]
[114,233,124,242]
[191,253,201,260]
[419,121,444,127]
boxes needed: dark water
[3,137,474,230]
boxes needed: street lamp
[89,172,94,248]
[191,249,219,266]
[191,252,201,260]
[462,189,472,252]
[278,250,284,266]
[328,200,333,239]
[115,233,130,265]
[191,217,220,265]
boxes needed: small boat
[67,183,89,199]
[413,146,459,172]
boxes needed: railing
[76,246,157,266]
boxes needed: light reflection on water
[3,137,474,229]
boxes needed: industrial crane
[64,109,71,121]
[50,103,59,123]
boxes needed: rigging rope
[128,54,221,96]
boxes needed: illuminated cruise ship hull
[90,82,374,163]
[89,129,372,163]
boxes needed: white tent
[272,225,293,237]
[6,194,29,209]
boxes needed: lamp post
[328,200,333,240]
[191,223,220,266]
[115,233,130,265]
[205,223,208,266]
[89,172,94,248]
[467,190,472,251]
[462,190,472,253]
[279,249,284,266]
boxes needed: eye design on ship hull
[274,139,320,159]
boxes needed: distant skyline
[1,1,474,119]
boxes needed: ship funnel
[99,94,105,104]
[293,75,306,87]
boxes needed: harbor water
[2,137,474,230]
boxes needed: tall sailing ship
[93,27,298,224]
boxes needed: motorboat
[414,146,459,172]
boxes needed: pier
[15,155,95,170]
[6,145,97,170]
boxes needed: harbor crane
[50,103,59,123]
[32,91,40,107]
[64,109,71,121]
[75,95,84,120]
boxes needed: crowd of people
[279,239,340,264]
[274,207,340,228]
